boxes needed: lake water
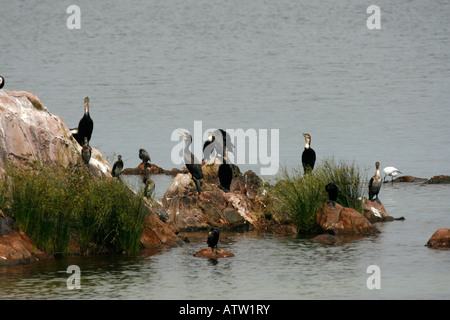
[0,0,449,299]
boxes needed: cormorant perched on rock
[325,183,339,204]
[218,147,232,192]
[72,97,94,146]
[207,227,220,253]
[112,155,123,178]
[81,137,91,165]
[203,129,234,161]
[369,161,382,202]
[0,76,5,89]
[383,166,402,182]
[302,133,316,174]
[181,132,203,194]
[139,148,151,165]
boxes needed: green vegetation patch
[267,158,366,234]
[2,164,147,256]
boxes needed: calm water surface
[0,0,449,299]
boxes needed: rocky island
[1,89,448,265]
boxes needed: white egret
[383,167,402,182]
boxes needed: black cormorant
[325,183,339,205]
[368,161,382,202]
[207,227,220,253]
[139,148,151,164]
[81,137,91,165]
[302,133,316,174]
[218,147,232,192]
[112,155,123,178]
[72,97,94,146]
[0,76,5,89]
[181,132,203,194]
[203,129,234,161]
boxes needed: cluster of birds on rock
[68,96,402,204]
[299,132,402,204]
[65,95,403,252]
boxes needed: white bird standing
[383,167,402,182]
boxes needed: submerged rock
[425,175,450,184]
[426,228,450,248]
[194,247,234,258]
[387,175,427,183]
[315,202,380,235]
[312,234,338,245]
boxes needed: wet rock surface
[0,215,53,266]
[194,247,235,258]
[0,90,111,177]
[316,201,380,236]
[426,228,450,248]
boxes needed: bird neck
[305,141,310,149]
[184,138,192,150]
[375,168,381,179]
[184,139,195,164]
[84,103,89,115]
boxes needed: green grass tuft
[267,158,366,234]
[3,165,147,256]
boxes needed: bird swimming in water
[325,183,339,205]
[368,161,382,202]
[302,133,316,174]
[218,147,233,192]
[139,148,151,165]
[112,155,123,178]
[181,132,203,194]
[383,166,402,182]
[0,76,5,89]
[81,137,91,165]
[72,97,94,146]
[203,129,235,161]
[207,227,220,253]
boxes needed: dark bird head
[375,161,380,170]
[118,155,122,161]
[139,149,151,162]
[83,137,89,145]
[209,227,219,235]
[325,183,339,202]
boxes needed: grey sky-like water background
[0,0,449,299]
